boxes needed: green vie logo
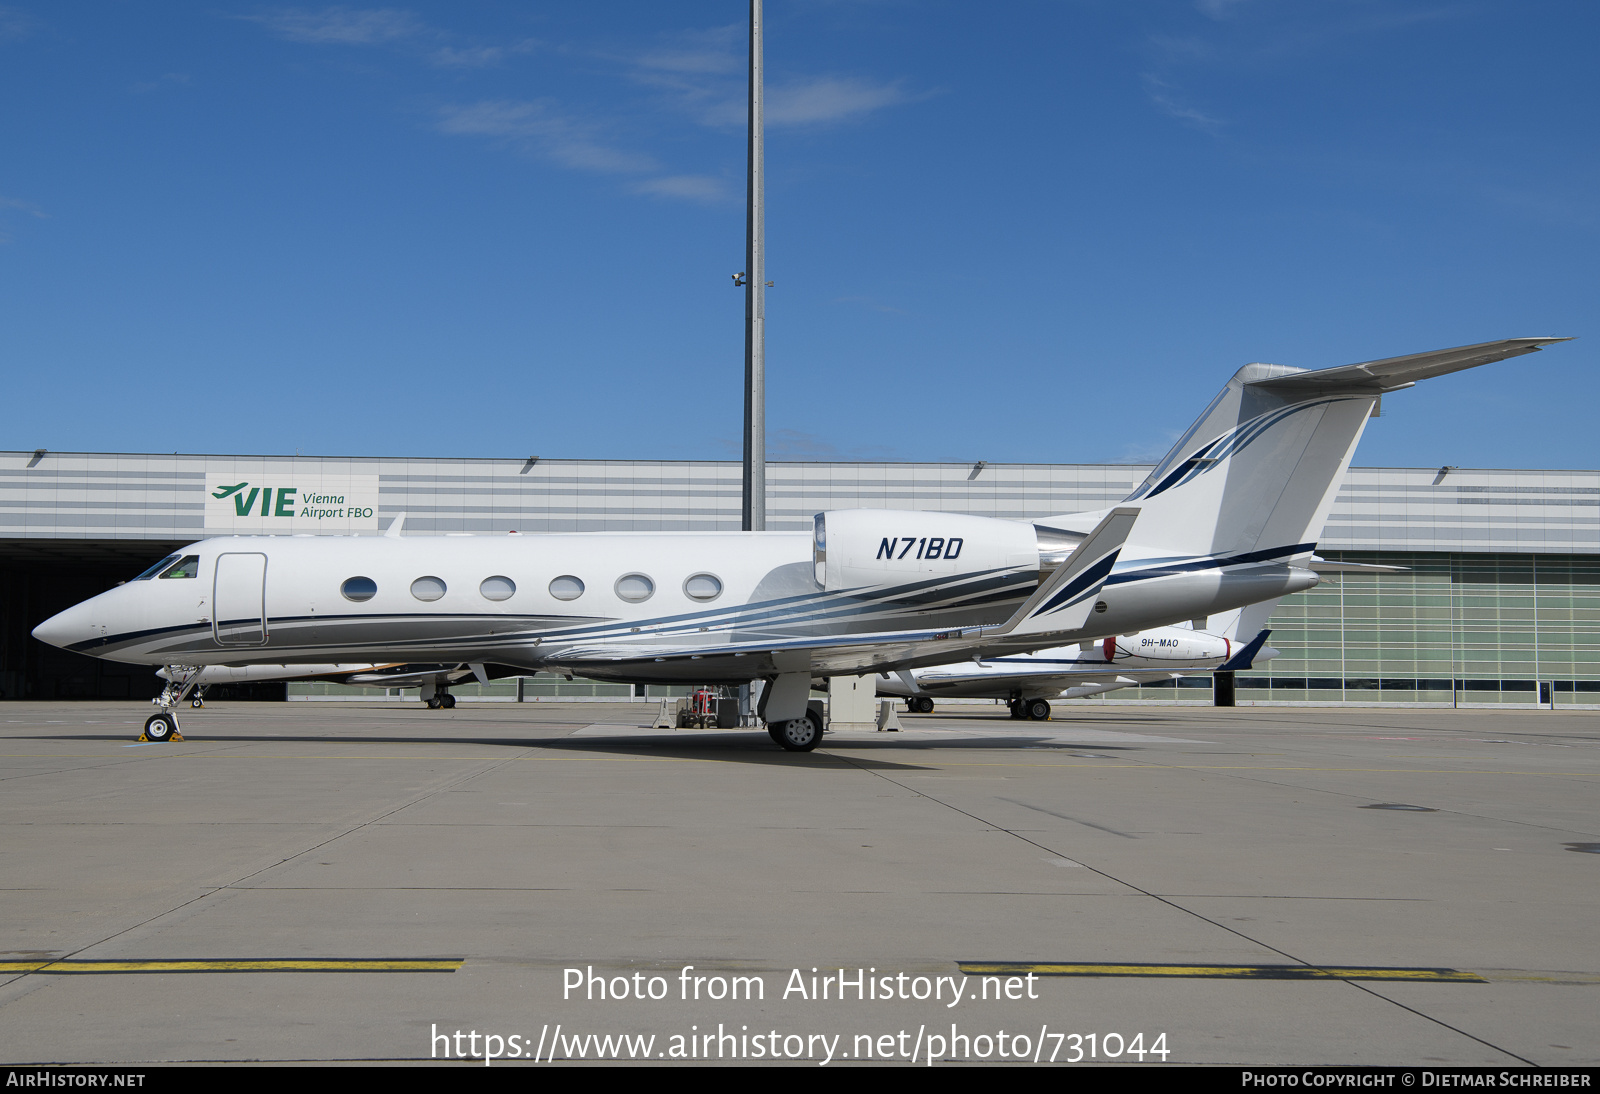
[211,483,371,521]
[212,482,297,517]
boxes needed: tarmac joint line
[0,958,464,974]
[959,961,1486,983]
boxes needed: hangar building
[2,450,1595,707]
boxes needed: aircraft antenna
[742,0,766,531]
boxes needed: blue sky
[0,1,1593,469]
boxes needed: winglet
[384,513,406,538]
[994,507,1139,639]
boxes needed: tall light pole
[742,0,765,532]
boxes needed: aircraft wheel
[143,712,178,742]
[1026,698,1052,721]
[190,697,204,708]
[441,694,456,709]
[767,723,785,745]
[1008,700,1025,719]
[914,697,935,713]
[426,696,442,709]
[772,709,823,752]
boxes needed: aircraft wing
[1246,337,1570,394]
[340,663,500,688]
[541,508,1139,681]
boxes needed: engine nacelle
[813,510,1041,591]
[1107,630,1230,664]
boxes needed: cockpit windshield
[158,555,200,579]
[133,555,180,581]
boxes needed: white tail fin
[1051,338,1568,559]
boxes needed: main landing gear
[766,707,825,752]
[426,692,457,710]
[904,696,935,714]
[1008,697,1052,721]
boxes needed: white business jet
[880,622,1278,719]
[34,338,1568,750]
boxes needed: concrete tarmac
[0,700,1595,1067]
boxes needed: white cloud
[435,100,658,174]
[623,25,915,130]
[0,194,47,218]
[632,24,742,76]
[1195,0,1258,20]
[243,7,426,45]
[1142,74,1225,132]
[766,76,912,126]
[0,5,37,42]
[0,193,47,244]
[430,39,539,68]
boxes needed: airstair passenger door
[213,553,268,646]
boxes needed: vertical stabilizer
[1116,363,1375,559]
[1048,339,1568,560]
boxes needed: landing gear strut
[144,665,197,741]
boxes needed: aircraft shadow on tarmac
[19,730,941,770]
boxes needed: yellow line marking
[959,962,1485,983]
[0,959,463,974]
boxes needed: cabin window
[684,573,722,601]
[158,555,200,579]
[549,575,585,601]
[134,555,180,581]
[411,576,447,601]
[615,573,655,602]
[480,576,516,601]
[341,576,378,602]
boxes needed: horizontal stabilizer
[1220,629,1273,671]
[1308,557,1409,574]
[993,507,1139,640]
[1247,337,1570,394]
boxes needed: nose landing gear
[144,665,199,741]
[143,711,182,742]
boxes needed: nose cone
[32,600,99,651]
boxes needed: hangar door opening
[213,553,268,646]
